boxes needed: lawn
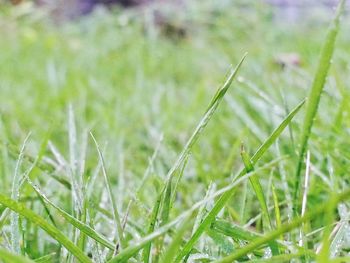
[0,1,350,262]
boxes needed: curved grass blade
[175,99,305,262]
[213,189,350,263]
[293,0,346,210]
[146,54,247,262]
[0,248,35,263]
[23,175,115,250]
[90,133,125,251]
[0,194,91,263]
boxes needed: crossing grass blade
[0,248,35,263]
[159,214,194,263]
[90,132,125,251]
[241,145,272,230]
[109,159,282,263]
[213,189,350,263]
[0,194,91,263]
[293,0,346,210]
[23,175,115,250]
[175,99,305,261]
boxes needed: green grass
[0,0,350,262]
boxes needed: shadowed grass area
[0,0,350,262]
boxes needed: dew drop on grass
[263,247,272,259]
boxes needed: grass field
[0,1,350,262]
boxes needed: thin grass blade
[241,145,272,230]
[293,0,346,210]
[90,132,125,251]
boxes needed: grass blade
[293,0,346,210]
[90,133,125,251]
[146,54,246,261]
[271,184,281,230]
[0,248,35,263]
[175,99,305,261]
[241,145,272,230]
[23,175,115,250]
[11,133,31,254]
[0,194,91,263]
[214,189,350,263]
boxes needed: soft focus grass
[0,1,350,262]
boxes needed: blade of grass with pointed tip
[293,0,346,211]
[143,190,162,263]
[0,248,35,263]
[90,133,125,251]
[23,175,115,250]
[213,190,350,263]
[241,145,272,230]
[175,99,305,262]
[145,54,246,262]
[0,194,91,263]
[11,133,31,254]
[159,54,247,220]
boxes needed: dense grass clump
[0,1,350,262]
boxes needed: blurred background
[0,0,349,197]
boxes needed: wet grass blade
[142,191,162,263]
[213,189,350,263]
[0,194,91,263]
[10,133,31,254]
[293,0,346,210]
[146,54,247,261]
[175,99,305,261]
[90,132,125,251]
[241,145,272,230]
[0,248,35,263]
[23,175,115,250]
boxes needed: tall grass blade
[145,54,246,261]
[90,133,125,251]
[293,0,346,209]
[10,133,31,254]
[0,194,91,263]
[175,99,305,261]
